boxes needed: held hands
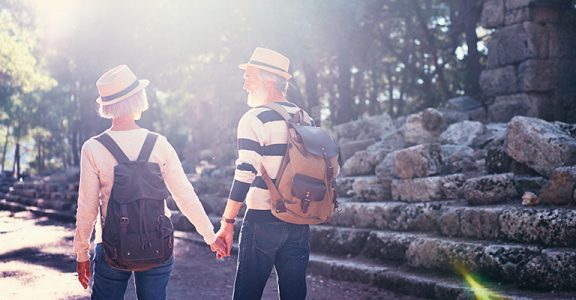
[210,236,227,259]
[77,260,90,289]
[215,221,234,258]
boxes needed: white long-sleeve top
[72,128,216,262]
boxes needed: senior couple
[73,48,313,300]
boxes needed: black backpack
[95,132,174,271]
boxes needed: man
[217,48,313,300]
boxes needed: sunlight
[457,265,504,300]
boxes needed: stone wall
[480,0,576,122]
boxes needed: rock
[446,96,483,112]
[335,177,355,198]
[480,66,517,97]
[441,145,477,174]
[539,166,576,205]
[489,93,550,122]
[463,173,518,205]
[390,144,443,179]
[522,192,540,206]
[519,249,576,291]
[342,148,389,176]
[339,139,376,162]
[505,116,576,177]
[375,151,399,180]
[480,0,505,28]
[404,108,444,146]
[352,176,390,202]
[440,121,486,146]
[391,174,465,202]
[499,208,576,246]
[332,114,397,144]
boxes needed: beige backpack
[260,103,339,225]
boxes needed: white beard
[247,88,268,108]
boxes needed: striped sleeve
[229,111,267,202]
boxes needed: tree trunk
[1,125,10,172]
[13,142,20,179]
[463,1,482,99]
[335,53,355,124]
[368,69,379,116]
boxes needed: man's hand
[210,236,227,259]
[216,222,234,257]
[77,260,90,289]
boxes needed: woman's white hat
[239,47,292,80]
[96,65,149,106]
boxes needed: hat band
[101,80,140,102]
[248,60,288,74]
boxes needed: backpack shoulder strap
[137,133,159,162]
[95,133,130,163]
[265,102,312,125]
[265,102,292,121]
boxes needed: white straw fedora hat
[95,65,149,106]
[239,47,292,80]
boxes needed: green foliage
[0,0,486,173]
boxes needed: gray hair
[98,90,149,119]
[259,70,289,95]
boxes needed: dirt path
[0,211,422,300]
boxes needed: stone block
[480,244,541,282]
[363,231,416,261]
[505,116,576,177]
[310,226,369,256]
[333,113,397,144]
[463,173,518,205]
[391,144,443,179]
[499,208,576,246]
[488,93,549,122]
[549,24,576,59]
[519,249,576,291]
[518,59,557,92]
[391,174,465,202]
[459,207,501,239]
[339,139,376,162]
[440,121,486,146]
[479,66,517,97]
[505,7,532,25]
[481,0,505,28]
[403,108,444,146]
[342,147,389,176]
[505,0,532,10]
[539,166,576,205]
[352,176,390,202]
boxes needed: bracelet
[221,217,236,224]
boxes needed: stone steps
[309,225,576,291]
[308,253,576,300]
[328,201,576,247]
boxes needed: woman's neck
[110,115,140,131]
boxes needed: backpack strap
[137,133,159,162]
[95,133,130,163]
[265,102,312,126]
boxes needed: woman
[73,65,225,299]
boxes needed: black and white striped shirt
[228,101,315,218]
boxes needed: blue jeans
[91,243,174,300]
[233,221,310,300]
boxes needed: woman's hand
[210,236,227,259]
[77,260,90,289]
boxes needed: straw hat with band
[239,47,292,80]
[96,65,149,106]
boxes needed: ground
[0,211,423,300]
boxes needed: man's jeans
[233,221,310,300]
[91,243,174,300]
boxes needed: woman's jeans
[233,221,310,300]
[91,243,174,300]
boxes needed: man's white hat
[239,47,292,80]
[96,65,149,106]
